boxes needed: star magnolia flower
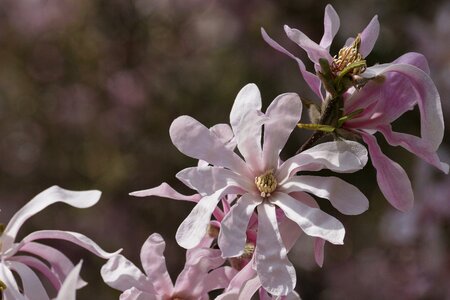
[262,4,448,212]
[0,186,120,300]
[101,233,237,300]
[166,83,369,295]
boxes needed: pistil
[331,34,366,76]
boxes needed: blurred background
[0,0,448,299]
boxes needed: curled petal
[140,233,173,296]
[129,182,201,203]
[203,267,238,292]
[378,125,448,174]
[0,262,26,300]
[320,4,340,50]
[272,192,345,244]
[3,186,101,250]
[7,261,49,300]
[284,25,333,65]
[314,238,326,268]
[218,193,260,258]
[8,255,61,290]
[361,132,414,211]
[261,28,323,98]
[22,230,121,259]
[281,176,369,215]
[255,204,296,296]
[359,15,379,58]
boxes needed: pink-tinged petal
[217,276,261,300]
[9,255,61,290]
[393,52,430,74]
[7,261,49,300]
[101,254,155,293]
[139,233,174,296]
[319,4,340,50]
[272,192,345,244]
[261,28,323,99]
[2,186,101,250]
[361,132,414,211]
[221,256,257,294]
[174,249,225,299]
[120,288,159,300]
[129,183,201,203]
[230,84,265,172]
[170,115,250,177]
[22,230,121,259]
[210,123,236,150]
[176,187,239,249]
[362,64,443,150]
[218,193,260,257]
[263,93,302,170]
[255,203,296,296]
[314,238,325,268]
[359,15,379,58]
[284,25,333,65]
[176,166,253,196]
[378,125,449,173]
[203,267,238,292]
[288,191,319,208]
[1,262,26,300]
[18,242,85,288]
[54,261,82,300]
[277,140,368,182]
[280,176,369,215]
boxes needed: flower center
[255,170,277,198]
[331,34,366,75]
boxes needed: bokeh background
[0,0,449,299]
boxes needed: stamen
[255,170,277,198]
[242,242,255,259]
[0,279,6,292]
[331,34,366,75]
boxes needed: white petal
[272,192,345,244]
[281,176,369,215]
[54,261,83,300]
[3,186,101,250]
[7,261,49,300]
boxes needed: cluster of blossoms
[0,4,447,299]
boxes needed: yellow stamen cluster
[242,242,255,259]
[331,34,366,75]
[255,170,277,198]
[0,279,6,292]
[207,224,220,239]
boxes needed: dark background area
[0,0,448,299]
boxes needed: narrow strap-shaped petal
[139,233,174,296]
[280,176,369,215]
[170,115,251,177]
[378,125,449,173]
[272,192,345,244]
[320,4,340,50]
[3,186,101,250]
[22,230,121,259]
[16,242,84,288]
[218,193,260,257]
[129,183,201,202]
[284,25,333,66]
[8,255,61,290]
[261,28,323,99]
[54,261,82,300]
[359,15,379,58]
[101,254,155,293]
[255,203,296,296]
[263,93,302,170]
[176,166,253,196]
[221,257,256,295]
[361,132,414,211]
[7,261,49,300]
[362,63,443,150]
[277,140,368,182]
[314,238,326,268]
[176,186,240,249]
[119,287,159,300]
[229,84,264,173]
